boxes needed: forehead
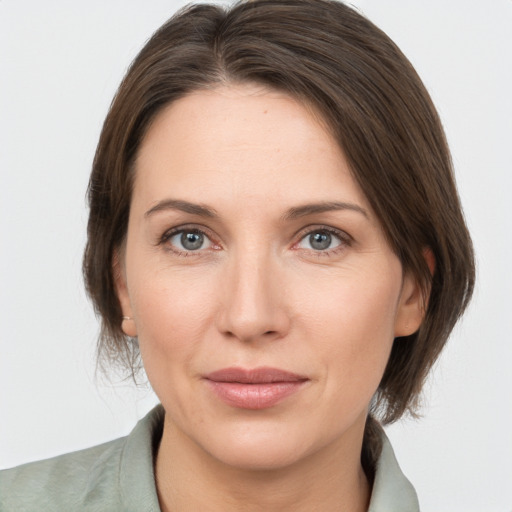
[133,84,371,215]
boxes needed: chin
[193,419,331,472]
[209,438,309,471]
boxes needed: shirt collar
[368,430,420,511]
[119,405,164,511]
[120,405,419,511]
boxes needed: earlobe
[121,316,137,338]
[394,249,435,337]
[113,250,138,337]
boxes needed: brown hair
[83,0,475,424]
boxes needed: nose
[216,250,290,343]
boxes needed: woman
[0,0,474,510]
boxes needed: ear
[113,250,138,337]
[394,248,435,337]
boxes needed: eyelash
[293,225,352,257]
[159,225,220,256]
[159,224,352,257]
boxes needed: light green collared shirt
[0,405,419,511]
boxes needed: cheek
[129,265,218,368]
[129,268,221,422]
[298,267,401,395]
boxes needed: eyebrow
[282,201,369,220]
[144,198,368,220]
[145,199,218,218]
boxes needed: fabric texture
[0,405,419,511]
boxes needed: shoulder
[0,405,164,512]
[0,437,127,511]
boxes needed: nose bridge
[217,242,288,342]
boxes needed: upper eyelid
[161,224,216,240]
[294,224,352,242]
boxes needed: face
[116,84,424,470]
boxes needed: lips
[203,367,308,410]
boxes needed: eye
[296,229,345,252]
[167,229,213,252]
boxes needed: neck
[155,416,371,512]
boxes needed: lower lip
[205,381,306,410]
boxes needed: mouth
[203,367,309,410]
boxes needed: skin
[115,83,426,512]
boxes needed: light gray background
[1,1,511,510]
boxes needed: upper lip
[204,367,308,384]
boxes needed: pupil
[310,232,331,250]
[181,232,203,250]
